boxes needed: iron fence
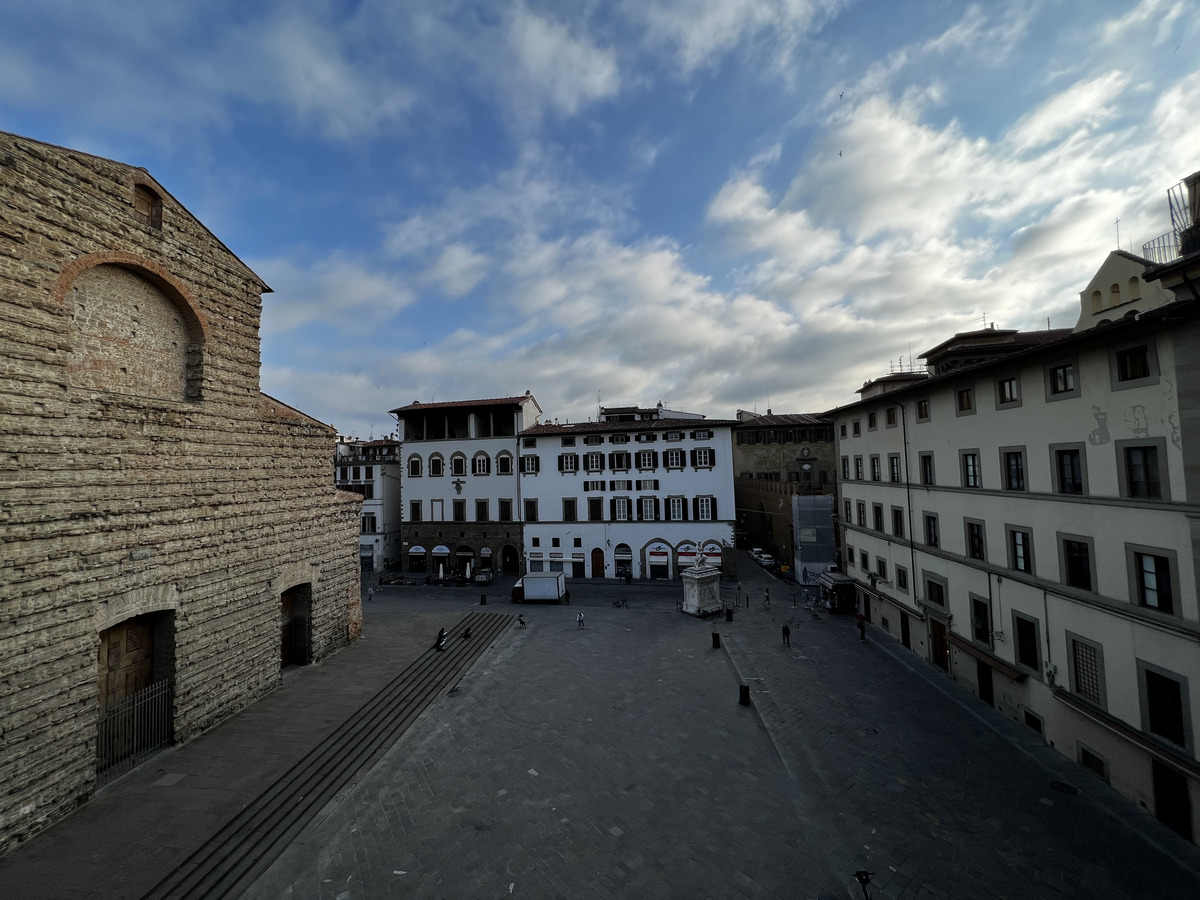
[96,679,173,785]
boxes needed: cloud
[420,243,490,299]
[1005,71,1131,153]
[506,9,620,117]
[256,253,416,333]
[1099,0,1189,46]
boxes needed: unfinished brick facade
[0,132,362,852]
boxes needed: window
[640,497,657,521]
[1139,662,1190,749]
[523,499,538,522]
[843,499,852,520]
[451,455,467,477]
[961,451,981,488]
[522,437,537,448]
[665,449,684,469]
[1008,527,1033,574]
[925,575,946,606]
[521,455,540,474]
[891,507,905,538]
[408,456,422,477]
[497,454,513,476]
[1078,744,1109,784]
[856,501,866,527]
[696,496,713,521]
[585,435,603,445]
[919,454,934,486]
[613,498,630,521]
[1121,443,1163,499]
[889,455,901,483]
[872,504,884,532]
[559,453,579,473]
[1069,634,1105,708]
[473,454,491,476]
[841,457,850,479]
[475,499,489,521]
[693,448,713,468]
[1046,361,1078,399]
[610,451,631,471]
[585,452,604,472]
[409,500,422,522]
[916,399,931,421]
[610,479,632,491]
[870,456,881,481]
[563,498,578,522]
[1061,535,1094,591]
[1013,612,1041,676]
[498,499,512,522]
[956,387,974,415]
[352,467,360,480]
[886,407,897,427]
[561,436,576,447]
[924,514,939,548]
[1115,345,1151,382]
[867,412,877,430]
[875,558,887,580]
[840,424,847,438]
[669,497,685,521]
[610,434,629,444]
[854,457,864,480]
[966,520,985,560]
[1052,446,1085,494]
[1131,548,1175,614]
[896,566,908,591]
[1002,449,1025,491]
[429,456,444,477]
[452,499,466,522]
[588,497,603,521]
[635,432,657,443]
[845,545,854,567]
[637,450,657,469]
[133,184,163,229]
[666,431,683,441]
[852,420,861,436]
[971,596,991,644]
[996,376,1020,407]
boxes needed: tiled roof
[734,413,830,427]
[390,395,537,414]
[522,418,737,436]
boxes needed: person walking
[763,587,770,608]
[856,613,866,643]
[782,624,791,648]
[577,612,585,629]
[434,627,447,651]
[366,587,374,603]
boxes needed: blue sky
[3,0,1197,437]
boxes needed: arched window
[1128,276,1142,301]
[1091,289,1104,313]
[133,184,162,229]
[472,453,491,475]
[407,455,422,477]
[429,455,444,477]
[451,453,468,477]
[496,452,514,476]
[1110,283,1121,307]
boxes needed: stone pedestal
[681,563,722,616]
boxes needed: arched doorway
[501,544,520,576]
[281,583,313,669]
[590,547,605,578]
[455,544,474,577]
[614,543,633,579]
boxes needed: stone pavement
[4,563,1200,899]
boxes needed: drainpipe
[899,402,920,607]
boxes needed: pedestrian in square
[856,613,866,643]
[763,587,770,608]
[577,612,585,629]
[366,588,373,603]
[782,624,791,648]
[434,627,447,651]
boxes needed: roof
[825,300,1199,416]
[521,417,737,436]
[390,394,539,415]
[734,413,831,428]
[919,327,1071,361]
[259,393,335,431]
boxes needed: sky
[2,0,1198,438]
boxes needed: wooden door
[929,620,950,672]
[98,617,154,710]
[590,548,605,577]
[976,659,994,707]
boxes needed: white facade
[391,394,541,578]
[830,248,1200,843]
[518,415,736,579]
[334,437,401,574]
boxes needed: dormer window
[133,184,162,229]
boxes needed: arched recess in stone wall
[95,583,181,634]
[272,561,321,595]
[53,252,209,401]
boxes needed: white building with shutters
[518,407,737,579]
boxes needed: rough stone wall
[0,132,362,852]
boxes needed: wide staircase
[143,611,514,900]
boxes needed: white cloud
[1006,70,1131,153]
[420,243,490,299]
[1099,0,1189,45]
[506,9,620,117]
[257,253,416,333]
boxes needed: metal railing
[97,679,173,785]
[1142,231,1180,265]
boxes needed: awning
[408,545,427,554]
[946,633,1023,680]
[649,550,669,559]
[614,547,633,559]
[432,545,450,555]
[480,547,493,557]
[455,548,473,556]
[818,572,855,590]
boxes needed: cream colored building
[829,183,1200,846]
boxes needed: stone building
[0,132,362,852]
[335,436,402,576]
[829,177,1200,846]
[732,411,836,579]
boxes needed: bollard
[739,684,750,706]
[712,631,721,649]
[726,607,733,622]
[480,593,486,605]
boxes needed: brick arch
[272,561,320,594]
[52,250,210,347]
[95,583,180,634]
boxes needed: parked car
[758,554,776,568]
[474,570,494,585]
[749,547,766,563]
